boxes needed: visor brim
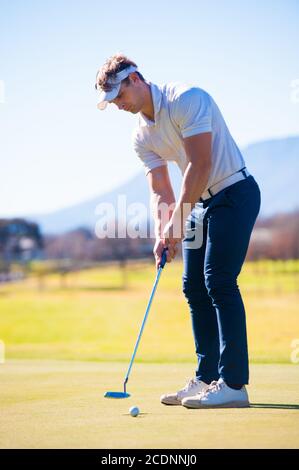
[97,83,120,111]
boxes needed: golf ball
[129,406,140,417]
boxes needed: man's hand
[161,212,183,263]
[153,238,178,269]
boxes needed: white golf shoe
[181,378,250,409]
[160,378,209,405]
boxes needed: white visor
[96,65,138,110]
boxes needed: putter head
[104,391,130,399]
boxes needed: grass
[0,360,298,449]
[0,259,298,449]
[0,259,298,363]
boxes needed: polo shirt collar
[139,82,162,127]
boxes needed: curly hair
[95,53,145,92]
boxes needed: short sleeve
[132,130,167,176]
[171,87,212,138]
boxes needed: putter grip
[160,248,168,269]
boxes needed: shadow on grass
[250,403,299,410]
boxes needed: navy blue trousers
[182,175,261,385]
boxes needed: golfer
[95,54,261,409]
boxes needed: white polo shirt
[132,82,245,190]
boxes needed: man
[95,53,261,409]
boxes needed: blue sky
[0,0,298,216]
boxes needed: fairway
[1,259,299,364]
[0,360,298,449]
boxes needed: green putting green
[0,360,298,449]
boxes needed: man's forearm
[150,191,176,238]
[172,162,211,233]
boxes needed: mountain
[26,136,299,234]
[242,136,299,216]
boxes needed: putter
[104,248,168,399]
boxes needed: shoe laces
[200,380,224,397]
[177,378,199,397]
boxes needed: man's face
[110,75,143,114]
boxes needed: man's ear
[130,72,139,84]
